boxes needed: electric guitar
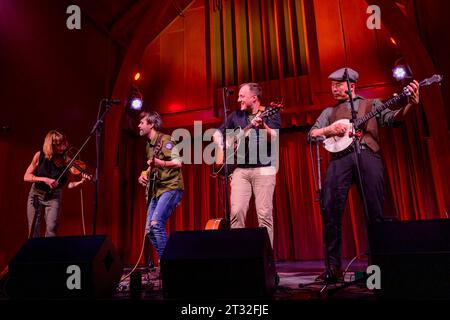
[212,102,283,177]
[145,135,164,204]
[323,74,443,153]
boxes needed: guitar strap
[330,99,372,123]
[247,106,265,123]
[356,99,380,152]
[356,99,374,129]
[146,133,165,203]
[153,133,165,161]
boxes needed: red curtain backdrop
[98,0,449,266]
[2,0,450,271]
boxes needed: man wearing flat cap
[309,67,420,282]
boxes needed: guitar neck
[235,117,262,139]
[242,122,255,133]
[242,110,272,132]
[147,154,156,175]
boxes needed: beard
[240,103,251,111]
[139,127,149,136]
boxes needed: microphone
[104,98,121,105]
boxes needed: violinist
[23,130,88,238]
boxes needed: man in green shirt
[138,111,183,259]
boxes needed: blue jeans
[145,189,183,258]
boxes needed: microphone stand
[300,135,337,292]
[92,99,115,235]
[221,87,232,229]
[313,136,336,292]
[344,68,370,225]
[52,98,115,235]
[316,137,323,198]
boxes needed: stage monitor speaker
[7,235,123,299]
[368,219,450,299]
[161,228,277,299]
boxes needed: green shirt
[146,132,184,199]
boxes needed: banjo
[323,74,443,153]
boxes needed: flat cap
[328,67,359,82]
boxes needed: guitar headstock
[268,101,284,109]
[262,101,284,118]
[419,74,443,87]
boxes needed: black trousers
[321,148,385,268]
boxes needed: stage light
[130,97,143,110]
[134,72,141,81]
[126,85,144,115]
[392,66,407,80]
[392,61,413,82]
[392,58,412,82]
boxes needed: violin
[54,148,93,181]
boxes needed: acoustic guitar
[212,102,283,177]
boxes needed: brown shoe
[315,266,343,283]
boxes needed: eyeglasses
[331,82,345,89]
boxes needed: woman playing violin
[23,130,88,237]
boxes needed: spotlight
[392,66,408,80]
[126,85,144,112]
[134,72,141,81]
[124,85,144,134]
[392,58,412,82]
[130,97,143,110]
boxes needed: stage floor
[115,258,375,300]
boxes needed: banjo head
[322,119,353,153]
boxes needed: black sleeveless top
[34,151,69,191]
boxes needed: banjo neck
[354,74,442,129]
[354,89,408,129]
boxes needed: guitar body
[213,162,237,177]
[205,218,227,230]
[323,119,354,153]
[213,127,243,176]
[144,134,164,205]
[145,165,157,205]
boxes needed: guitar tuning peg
[269,101,284,108]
